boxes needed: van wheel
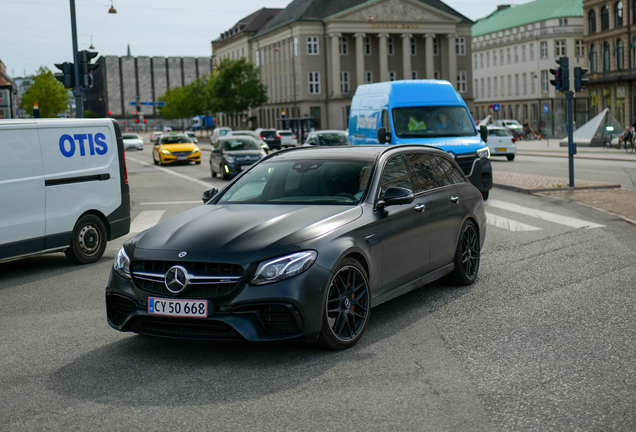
[65,214,107,264]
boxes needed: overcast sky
[2,0,528,78]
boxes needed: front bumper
[105,261,331,342]
[160,153,201,164]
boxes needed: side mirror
[377,187,414,209]
[201,187,218,203]
[480,125,488,143]
[212,148,220,153]
[377,127,387,144]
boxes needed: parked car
[152,134,201,165]
[278,130,298,148]
[210,127,232,145]
[304,130,350,146]
[106,144,486,349]
[255,128,281,150]
[229,130,270,152]
[184,131,198,143]
[150,132,163,143]
[210,136,267,180]
[122,133,144,151]
[496,119,524,133]
[487,125,517,161]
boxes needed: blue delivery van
[348,80,492,199]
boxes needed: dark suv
[257,129,281,150]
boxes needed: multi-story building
[584,0,635,124]
[0,58,9,86]
[212,0,474,131]
[472,0,588,136]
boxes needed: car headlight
[250,251,317,285]
[192,148,200,153]
[225,156,235,163]
[113,247,131,278]
[161,149,171,155]
[476,146,490,159]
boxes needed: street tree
[19,66,69,118]
[207,58,267,117]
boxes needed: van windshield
[392,106,477,138]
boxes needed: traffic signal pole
[69,0,83,118]
[566,90,575,187]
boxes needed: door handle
[451,196,460,203]
[414,204,426,212]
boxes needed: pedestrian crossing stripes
[129,210,165,233]
[486,200,605,230]
[485,212,541,231]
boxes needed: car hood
[134,204,363,253]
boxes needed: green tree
[157,86,187,120]
[83,108,99,118]
[208,58,267,117]
[19,66,69,118]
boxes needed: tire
[481,190,489,201]
[444,220,480,286]
[65,214,108,264]
[210,163,216,178]
[153,154,158,165]
[506,155,515,161]
[195,160,201,165]
[221,169,230,181]
[317,258,371,350]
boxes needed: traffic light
[550,57,570,92]
[54,62,75,89]
[78,50,99,88]
[574,67,589,92]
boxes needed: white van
[0,118,130,264]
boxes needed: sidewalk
[493,171,636,226]
[515,139,636,162]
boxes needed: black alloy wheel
[444,220,480,286]
[318,258,370,350]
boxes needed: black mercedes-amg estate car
[106,145,486,349]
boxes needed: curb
[517,151,636,162]
[493,182,622,194]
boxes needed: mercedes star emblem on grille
[165,265,190,293]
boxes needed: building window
[365,71,373,83]
[541,70,548,92]
[494,76,498,96]
[487,77,491,97]
[364,37,372,55]
[412,71,418,80]
[474,54,478,69]
[481,78,485,98]
[411,38,417,55]
[456,37,466,55]
[389,71,396,81]
[255,50,260,66]
[500,49,504,65]
[541,41,548,58]
[458,71,467,93]
[530,73,535,94]
[522,73,527,95]
[480,53,484,68]
[616,39,624,70]
[515,74,519,95]
[307,36,319,55]
[487,52,490,67]
[507,48,511,64]
[601,5,610,30]
[308,71,320,94]
[559,18,569,26]
[294,38,298,56]
[616,1,624,27]
[433,37,439,55]
[341,71,350,93]
[522,45,526,62]
[501,75,505,96]
[589,44,597,73]
[507,74,512,96]
[602,41,611,70]
[576,40,585,57]
[474,79,478,98]
[530,43,535,60]
[434,70,440,79]
[387,37,395,55]
[514,47,519,63]
[339,36,348,55]
[493,50,497,66]
[589,10,597,34]
[555,40,566,57]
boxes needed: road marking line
[140,201,201,205]
[486,212,542,231]
[487,200,605,228]
[129,210,165,233]
[126,155,212,188]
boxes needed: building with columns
[472,0,588,137]
[212,0,474,131]
[584,0,636,125]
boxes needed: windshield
[160,136,193,144]
[393,106,477,138]
[217,159,373,205]
[122,134,140,139]
[186,132,195,137]
[279,131,293,136]
[219,130,230,136]
[317,133,349,146]
[223,139,262,151]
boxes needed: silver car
[122,133,144,151]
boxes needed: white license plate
[240,165,248,170]
[177,156,188,160]
[148,297,208,317]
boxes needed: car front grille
[131,261,244,298]
[455,155,477,176]
[128,316,242,340]
[171,151,192,157]
[234,156,261,162]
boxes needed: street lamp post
[69,0,83,118]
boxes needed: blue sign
[128,101,166,106]
[543,104,549,113]
[493,104,500,112]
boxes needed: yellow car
[152,134,201,165]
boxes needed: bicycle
[626,138,635,153]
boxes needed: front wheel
[444,220,480,286]
[317,258,371,350]
[65,214,108,264]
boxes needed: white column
[355,33,366,88]
[401,33,413,79]
[329,33,342,99]
[447,34,458,89]
[424,34,435,79]
[378,33,389,82]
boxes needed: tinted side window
[379,155,413,197]
[405,153,440,192]
[428,154,466,186]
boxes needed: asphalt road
[1,149,635,431]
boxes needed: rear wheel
[444,220,480,286]
[506,155,515,161]
[65,214,107,264]
[210,162,216,178]
[317,258,371,350]
[152,153,158,165]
